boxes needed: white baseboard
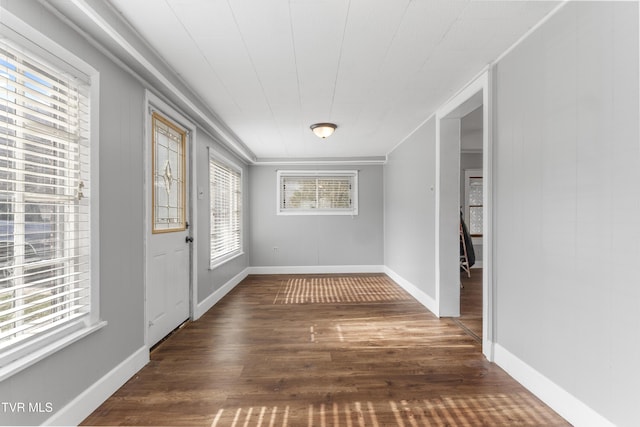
[384,266,439,317]
[44,346,148,426]
[194,267,250,320]
[247,265,385,275]
[494,344,614,427]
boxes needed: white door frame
[435,69,494,361]
[143,90,198,349]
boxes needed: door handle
[185,236,193,243]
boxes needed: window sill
[277,210,358,216]
[209,251,244,271]
[0,320,107,382]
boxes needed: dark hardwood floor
[82,274,568,426]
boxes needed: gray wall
[493,2,639,425]
[384,118,437,298]
[0,1,247,424]
[196,139,249,303]
[0,3,145,425]
[249,165,383,267]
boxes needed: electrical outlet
[272,247,279,253]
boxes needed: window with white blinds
[464,169,483,238]
[277,170,358,215]
[209,152,242,267]
[0,41,91,359]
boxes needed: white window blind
[277,170,358,215]
[468,177,483,236]
[464,169,483,238]
[209,153,242,267]
[0,41,91,355]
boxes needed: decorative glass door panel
[152,112,186,233]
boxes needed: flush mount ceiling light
[310,122,337,139]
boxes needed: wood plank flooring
[458,268,483,342]
[82,274,569,426]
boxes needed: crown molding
[253,156,387,166]
[42,0,257,164]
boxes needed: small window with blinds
[464,169,483,238]
[0,41,92,366]
[277,170,358,215]
[209,151,242,268]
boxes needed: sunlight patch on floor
[275,276,412,305]
[210,394,561,427]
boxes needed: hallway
[83,274,568,426]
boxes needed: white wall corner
[247,265,385,275]
[43,346,149,426]
[194,268,250,320]
[384,267,439,317]
[494,344,615,427]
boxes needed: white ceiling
[102,0,559,161]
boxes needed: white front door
[147,112,191,347]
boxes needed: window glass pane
[469,206,483,236]
[469,178,483,206]
[0,41,91,352]
[281,177,316,209]
[278,172,357,214]
[210,156,241,266]
[318,178,351,209]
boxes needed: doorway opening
[435,70,493,360]
[458,106,484,342]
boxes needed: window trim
[208,148,243,270]
[276,170,359,216]
[0,20,102,381]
